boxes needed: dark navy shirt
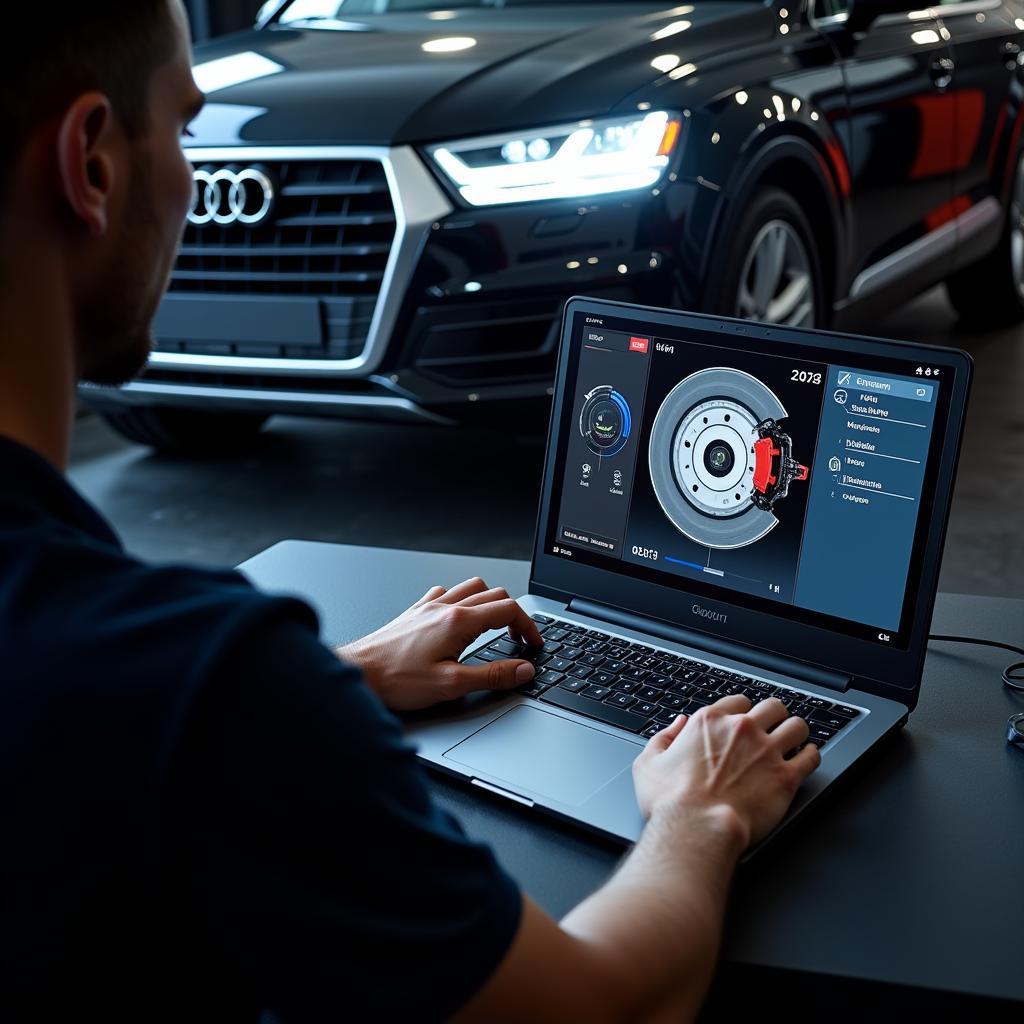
[0,436,521,1023]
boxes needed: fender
[699,132,849,314]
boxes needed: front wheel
[945,150,1024,327]
[704,187,824,328]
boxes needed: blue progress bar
[610,390,631,440]
[664,556,705,571]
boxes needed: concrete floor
[70,286,1024,599]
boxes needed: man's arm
[177,609,527,1023]
[454,809,744,1024]
[454,700,819,1024]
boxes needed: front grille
[159,157,396,361]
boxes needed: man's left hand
[336,577,543,711]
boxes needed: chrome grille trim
[149,145,452,378]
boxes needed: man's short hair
[0,3,176,207]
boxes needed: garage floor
[69,286,1024,600]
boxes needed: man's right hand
[454,693,823,1024]
[632,694,821,850]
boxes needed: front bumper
[79,375,454,425]
[82,144,691,423]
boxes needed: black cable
[927,634,1024,693]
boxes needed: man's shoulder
[0,519,320,690]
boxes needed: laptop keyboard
[462,614,861,751]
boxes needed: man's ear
[56,92,117,237]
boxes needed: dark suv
[85,0,1024,448]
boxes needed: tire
[945,151,1024,327]
[99,407,269,453]
[704,186,825,329]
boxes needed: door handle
[930,55,955,90]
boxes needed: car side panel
[827,9,957,287]
[937,0,1024,268]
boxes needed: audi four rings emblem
[188,167,275,227]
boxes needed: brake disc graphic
[648,367,808,549]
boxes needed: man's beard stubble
[78,152,177,387]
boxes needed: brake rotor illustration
[579,385,632,458]
[648,367,808,549]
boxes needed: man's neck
[0,272,78,473]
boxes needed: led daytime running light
[429,111,682,207]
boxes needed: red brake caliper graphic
[752,436,779,495]
[751,419,809,512]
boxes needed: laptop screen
[544,305,954,650]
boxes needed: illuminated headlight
[427,110,682,206]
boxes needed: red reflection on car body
[923,194,971,232]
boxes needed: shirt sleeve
[173,614,523,1024]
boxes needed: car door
[814,0,957,307]
[933,0,1023,270]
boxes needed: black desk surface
[239,540,1024,1010]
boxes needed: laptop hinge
[568,597,853,693]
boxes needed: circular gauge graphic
[648,367,808,549]
[579,385,632,458]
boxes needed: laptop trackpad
[444,705,641,807]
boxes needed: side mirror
[844,0,920,33]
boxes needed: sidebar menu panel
[794,366,938,632]
[556,329,653,558]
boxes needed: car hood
[187,3,772,147]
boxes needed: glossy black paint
[104,0,1024,420]
[188,4,771,146]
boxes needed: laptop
[406,297,972,862]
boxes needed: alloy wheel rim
[735,219,815,327]
[1012,152,1024,301]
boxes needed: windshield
[275,0,746,25]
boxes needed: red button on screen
[629,337,650,353]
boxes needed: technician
[0,4,819,1021]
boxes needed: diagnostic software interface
[546,309,953,648]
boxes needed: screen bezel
[529,297,973,702]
